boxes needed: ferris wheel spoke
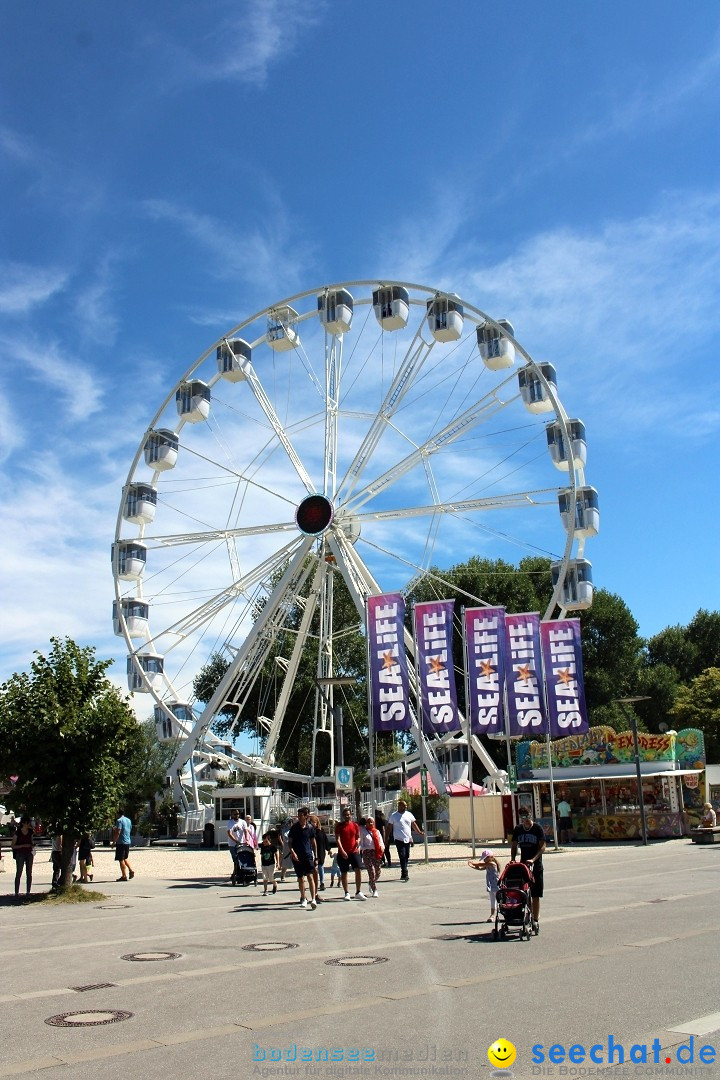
[324,331,343,498]
[349,488,560,524]
[239,358,316,494]
[335,317,435,504]
[144,536,305,645]
[343,381,517,515]
[145,520,297,547]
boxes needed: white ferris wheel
[112,280,597,798]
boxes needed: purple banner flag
[464,607,507,736]
[540,618,589,737]
[414,600,461,735]
[367,593,411,732]
[504,612,547,738]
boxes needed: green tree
[670,667,720,761]
[0,638,145,889]
[577,590,643,726]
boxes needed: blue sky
[1,0,719,709]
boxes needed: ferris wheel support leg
[166,536,315,792]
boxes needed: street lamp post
[615,696,652,847]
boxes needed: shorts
[261,864,276,883]
[294,859,314,878]
[336,852,362,873]
[558,817,572,829]
[115,843,130,862]
[529,864,544,898]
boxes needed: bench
[690,827,720,844]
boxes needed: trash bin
[203,822,215,848]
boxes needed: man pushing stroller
[510,806,546,933]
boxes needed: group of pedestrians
[226,799,427,910]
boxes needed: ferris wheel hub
[295,494,335,536]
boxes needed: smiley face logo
[488,1039,517,1069]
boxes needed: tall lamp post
[614,696,651,847]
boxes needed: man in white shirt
[227,810,247,884]
[388,799,424,881]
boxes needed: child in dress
[468,849,501,921]
[260,832,280,895]
[329,851,340,887]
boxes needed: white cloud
[0,262,68,314]
[140,197,313,297]
[147,0,327,88]
[73,254,121,345]
[3,335,105,422]
[0,396,24,465]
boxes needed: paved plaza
[2,839,720,1079]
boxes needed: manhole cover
[242,942,299,952]
[45,1010,132,1028]
[325,955,389,967]
[71,983,116,993]
[431,934,461,941]
[121,951,181,962]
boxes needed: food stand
[516,727,706,840]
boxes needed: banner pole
[461,607,477,857]
[365,597,376,814]
[411,603,430,866]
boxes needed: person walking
[11,815,34,899]
[226,809,247,884]
[374,810,392,867]
[309,814,329,898]
[388,799,424,881]
[78,832,94,883]
[260,832,280,895]
[335,807,366,900]
[360,816,385,897]
[113,810,135,882]
[510,807,546,933]
[288,807,318,909]
[468,849,501,921]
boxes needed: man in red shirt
[334,807,366,900]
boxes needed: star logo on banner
[479,660,495,677]
[516,664,532,683]
[428,655,445,674]
[556,668,574,687]
[382,651,396,669]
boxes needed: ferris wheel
[112,280,597,790]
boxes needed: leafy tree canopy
[670,667,720,762]
[0,637,145,887]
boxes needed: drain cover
[121,951,181,962]
[242,942,299,952]
[45,1010,132,1027]
[325,955,389,967]
[71,983,116,993]
[96,905,131,910]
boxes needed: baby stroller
[492,860,536,941]
[232,844,258,887]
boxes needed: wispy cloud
[73,254,121,345]
[145,0,327,89]
[3,335,105,421]
[576,31,720,148]
[0,261,68,314]
[141,197,313,297]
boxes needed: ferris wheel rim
[113,277,591,773]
